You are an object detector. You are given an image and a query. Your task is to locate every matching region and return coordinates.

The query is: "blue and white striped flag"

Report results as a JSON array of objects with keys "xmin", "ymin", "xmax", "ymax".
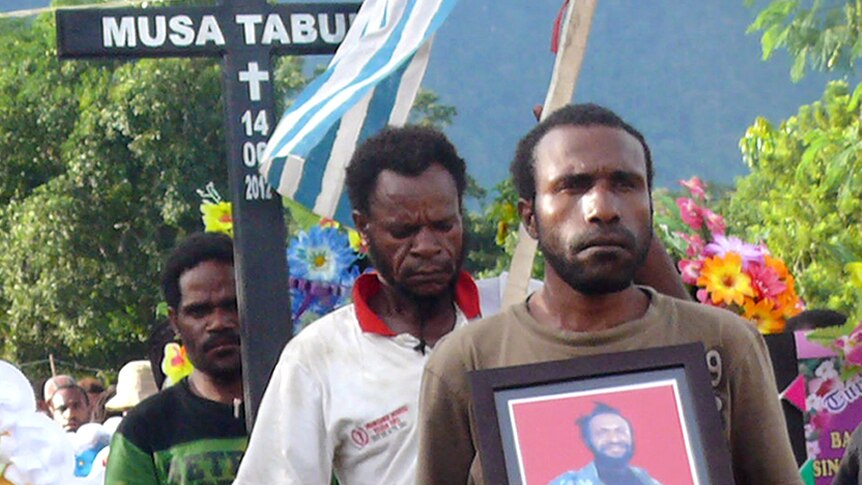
[{"xmin": 260, "ymin": 0, "xmax": 458, "ymax": 224}]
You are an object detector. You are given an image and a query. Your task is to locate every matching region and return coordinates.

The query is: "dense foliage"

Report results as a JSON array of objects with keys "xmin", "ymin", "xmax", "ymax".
[
  {"xmin": 725, "ymin": 80, "xmax": 862, "ymax": 319},
  {"xmin": 0, "ymin": 6, "xmax": 306, "ymax": 378}
]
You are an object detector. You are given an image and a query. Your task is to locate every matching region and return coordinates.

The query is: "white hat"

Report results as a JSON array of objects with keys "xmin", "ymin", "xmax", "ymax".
[{"xmin": 105, "ymin": 361, "xmax": 158, "ymax": 412}]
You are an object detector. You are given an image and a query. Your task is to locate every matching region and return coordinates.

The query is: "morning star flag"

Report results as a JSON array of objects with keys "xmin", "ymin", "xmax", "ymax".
[{"xmin": 260, "ymin": 0, "xmax": 458, "ymax": 224}]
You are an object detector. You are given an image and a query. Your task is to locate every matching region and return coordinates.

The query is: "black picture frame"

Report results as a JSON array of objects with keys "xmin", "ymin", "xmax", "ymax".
[{"xmin": 468, "ymin": 343, "xmax": 734, "ymax": 485}]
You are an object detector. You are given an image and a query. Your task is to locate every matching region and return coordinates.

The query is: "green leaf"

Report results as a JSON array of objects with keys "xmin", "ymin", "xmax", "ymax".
[
  {"xmin": 822, "ymin": 145, "xmax": 853, "ymax": 191},
  {"xmin": 761, "ymin": 24, "xmax": 786, "ymax": 59},
  {"xmin": 807, "ymin": 319, "xmax": 856, "ymax": 346},
  {"xmin": 791, "ymin": 47, "xmax": 808, "ymax": 81},
  {"xmin": 796, "ymin": 134, "xmax": 828, "ymax": 178},
  {"xmin": 848, "ymin": 81, "xmax": 862, "ymax": 111}
]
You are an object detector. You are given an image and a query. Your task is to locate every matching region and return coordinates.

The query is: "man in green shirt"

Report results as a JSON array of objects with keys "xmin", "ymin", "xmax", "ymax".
[{"xmin": 106, "ymin": 232, "xmax": 247, "ymax": 484}]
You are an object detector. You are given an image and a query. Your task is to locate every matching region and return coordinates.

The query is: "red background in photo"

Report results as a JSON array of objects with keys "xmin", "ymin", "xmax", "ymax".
[{"xmin": 509, "ymin": 382, "xmax": 696, "ymax": 485}]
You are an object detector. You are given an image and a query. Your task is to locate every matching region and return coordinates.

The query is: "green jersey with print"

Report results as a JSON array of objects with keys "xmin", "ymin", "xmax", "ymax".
[{"xmin": 105, "ymin": 378, "xmax": 247, "ymax": 485}]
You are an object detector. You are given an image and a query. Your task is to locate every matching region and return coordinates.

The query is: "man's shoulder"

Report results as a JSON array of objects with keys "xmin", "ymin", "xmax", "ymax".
[
  {"xmin": 436, "ymin": 305, "xmax": 519, "ymax": 353},
  {"xmin": 114, "ymin": 383, "xmax": 187, "ymax": 451},
  {"xmin": 547, "ymin": 463, "xmax": 598, "ymax": 484},
  {"xmin": 120, "ymin": 382, "xmax": 185, "ymax": 425}
]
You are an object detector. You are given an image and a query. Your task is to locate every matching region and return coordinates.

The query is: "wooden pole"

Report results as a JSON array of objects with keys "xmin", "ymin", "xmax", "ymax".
[{"xmin": 501, "ymin": 0, "xmax": 598, "ymax": 307}]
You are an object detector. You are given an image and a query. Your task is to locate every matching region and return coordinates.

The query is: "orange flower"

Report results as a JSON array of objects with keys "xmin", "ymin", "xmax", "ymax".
[
  {"xmin": 742, "ymin": 297, "xmax": 786, "ymax": 334},
  {"xmin": 764, "ymin": 254, "xmax": 790, "ymax": 280},
  {"xmin": 776, "ymin": 287, "xmax": 804, "ymax": 318},
  {"xmin": 697, "ymin": 253, "xmax": 755, "ymax": 306}
]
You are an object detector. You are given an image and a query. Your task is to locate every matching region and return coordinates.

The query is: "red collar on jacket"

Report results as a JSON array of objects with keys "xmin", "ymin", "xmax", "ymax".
[{"xmin": 352, "ymin": 271, "xmax": 481, "ymax": 336}]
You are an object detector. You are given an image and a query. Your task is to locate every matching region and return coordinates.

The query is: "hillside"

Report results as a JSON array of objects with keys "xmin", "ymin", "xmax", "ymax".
[{"xmin": 2, "ymin": 1, "xmax": 852, "ymax": 190}]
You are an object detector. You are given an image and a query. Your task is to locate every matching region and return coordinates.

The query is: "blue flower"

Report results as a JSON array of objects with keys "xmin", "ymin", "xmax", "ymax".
[
  {"xmin": 288, "ymin": 225, "xmax": 358, "ymax": 283},
  {"xmin": 287, "ymin": 225, "xmax": 361, "ymax": 332}
]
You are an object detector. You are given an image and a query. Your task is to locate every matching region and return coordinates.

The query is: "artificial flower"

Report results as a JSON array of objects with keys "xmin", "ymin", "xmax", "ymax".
[
  {"xmin": 679, "ymin": 176, "xmax": 707, "ymax": 200},
  {"xmin": 747, "ymin": 263, "xmax": 786, "ymax": 301},
  {"xmin": 288, "ymin": 226, "xmax": 359, "ymax": 283},
  {"xmin": 703, "ymin": 235, "xmax": 764, "ymax": 269},
  {"xmin": 677, "ymin": 232, "xmax": 705, "ymax": 259},
  {"xmin": 200, "ymin": 201, "xmax": 233, "ymax": 237},
  {"xmin": 742, "ymin": 298, "xmax": 785, "ymax": 334},
  {"xmin": 287, "ymin": 224, "xmax": 362, "ymax": 331},
  {"xmin": 814, "ymin": 360, "xmax": 838, "ymax": 380},
  {"xmin": 835, "ymin": 323, "xmax": 862, "ymax": 367},
  {"xmin": 677, "ymin": 259, "xmax": 702, "ymax": 286},
  {"xmin": 764, "ymin": 254, "xmax": 790, "ymax": 280},
  {"xmin": 319, "ymin": 217, "xmax": 339, "ymax": 228},
  {"xmin": 697, "ymin": 253, "xmax": 755, "ymax": 306},
  {"xmin": 161, "ymin": 342, "xmax": 194, "ymax": 388},
  {"xmin": 671, "ymin": 177, "xmax": 804, "ymax": 334},
  {"xmin": 347, "ymin": 229, "xmax": 367, "ymax": 254},
  {"xmin": 808, "ymin": 375, "xmax": 841, "ymax": 398}
]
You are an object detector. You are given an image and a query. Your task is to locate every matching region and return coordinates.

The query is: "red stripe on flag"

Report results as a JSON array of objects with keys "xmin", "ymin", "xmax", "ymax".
[{"xmin": 550, "ymin": 0, "xmax": 569, "ymax": 53}]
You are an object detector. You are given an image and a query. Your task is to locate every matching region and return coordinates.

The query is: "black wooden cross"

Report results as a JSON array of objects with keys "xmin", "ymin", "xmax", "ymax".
[{"xmin": 56, "ymin": 0, "xmax": 359, "ymax": 428}]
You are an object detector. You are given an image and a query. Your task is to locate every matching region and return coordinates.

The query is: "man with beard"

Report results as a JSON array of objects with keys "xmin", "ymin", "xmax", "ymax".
[
  {"xmin": 233, "ymin": 125, "xmax": 480, "ymax": 485},
  {"xmin": 549, "ymin": 403, "xmax": 661, "ymax": 485},
  {"xmin": 416, "ymin": 104, "xmax": 801, "ymax": 485},
  {"xmin": 106, "ymin": 233, "xmax": 247, "ymax": 484}
]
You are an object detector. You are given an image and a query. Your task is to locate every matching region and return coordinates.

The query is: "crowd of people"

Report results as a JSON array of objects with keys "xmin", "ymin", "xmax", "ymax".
[{"xmin": 6, "ymin": 103, "xmax": 852, "ymax": 484}]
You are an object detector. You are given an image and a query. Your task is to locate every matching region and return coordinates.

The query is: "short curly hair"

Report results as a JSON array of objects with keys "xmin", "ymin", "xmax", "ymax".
[
  {"xmin": 510, "ymin": 103, "xmax": 653, "ymax": 201},
  {"xmin": 345, "ymin": 125, "xmax": 467, "ymax": 215},
  {"xmin": 161, "ymin": 232, "xmax": 234, "ymax": 310}
]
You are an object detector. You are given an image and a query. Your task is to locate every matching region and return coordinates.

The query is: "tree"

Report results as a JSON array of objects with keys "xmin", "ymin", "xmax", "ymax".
[
  {"xmin": 725, "ymin": 80, "xmax": 862, "ymax": 319},
  {"xmin": 0, "ymin": 5, "xmax": 308, "ymax": 377},
  {"xmin": 746, "ymin": 0, "xmax": 862, "ymax": 81}
]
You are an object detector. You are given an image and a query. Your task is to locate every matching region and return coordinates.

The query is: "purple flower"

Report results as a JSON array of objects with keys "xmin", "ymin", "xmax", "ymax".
[{"xmin": 703, "ymin": 235, "xmax": 764, "ymax": 269}]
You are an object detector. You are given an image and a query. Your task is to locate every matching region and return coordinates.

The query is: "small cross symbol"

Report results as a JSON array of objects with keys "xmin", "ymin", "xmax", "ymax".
[{"xmin": 239, "ymin": 61, "xmax": 270, "ymax": 102}]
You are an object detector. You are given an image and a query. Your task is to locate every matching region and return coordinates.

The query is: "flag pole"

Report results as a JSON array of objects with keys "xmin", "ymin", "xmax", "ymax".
[{"xmin": 501, "ymin": 0, "xmax": 598, "ymax": 307}]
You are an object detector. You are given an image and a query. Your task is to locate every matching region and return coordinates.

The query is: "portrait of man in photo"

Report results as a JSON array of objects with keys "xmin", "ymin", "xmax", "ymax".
[{"xmin": 549, "ymin": 402, "xmax": 662, "ymax": 485}]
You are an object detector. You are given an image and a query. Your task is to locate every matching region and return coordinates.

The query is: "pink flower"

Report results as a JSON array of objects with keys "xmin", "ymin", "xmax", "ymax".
[
  {"xmin": 835, "ymin": 323, "xmax": 862, "ymax": 366},
  {"xmin": 846, "ymin": 346, "xmax": 862, "ymax": 366},
  {"xmin": 678, "ymin": 259, "xmax": 703, "ymax": 285},
  {"xmin": 679, "ymin": 177, "xmax": 707, "ymax": 200},
  {"xmin": 696, "ymin": 288, "xmax": 723, "ymax": 308},
  {"xmin": 677, "ymin": 232, "xmax": 705, "ymax": 258},
  {"xmin": 676, "ymin": 197, "xmax": 703, "ymax": 230},
  {"xmin": 704, "ymin": 235, "xmax": 764, "ymax": 269},
  {"xmin": 748, "ymin": 263, "xmax": 786, "ymax": 300},
  {"xmin": 702, "ymin": 208, "xmax": 726, "ymax": 236}
]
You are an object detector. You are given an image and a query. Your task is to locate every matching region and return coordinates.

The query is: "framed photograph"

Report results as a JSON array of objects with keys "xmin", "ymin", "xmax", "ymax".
[{"xmin": 468, "ymin": 343, "xmax": 734, "ymax": 485}]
